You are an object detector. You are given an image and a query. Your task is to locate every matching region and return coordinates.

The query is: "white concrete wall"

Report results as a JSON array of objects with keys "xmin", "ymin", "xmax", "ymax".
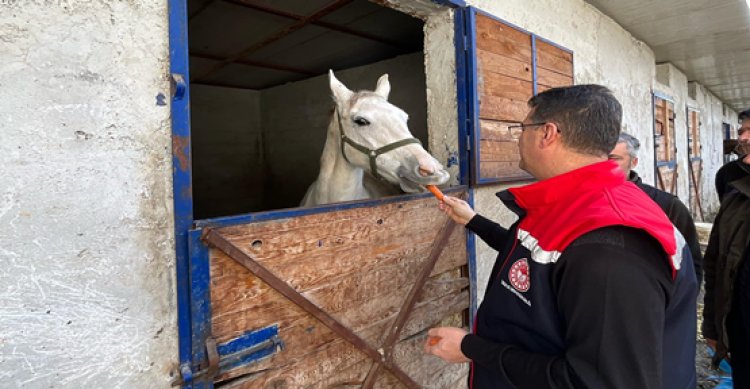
[
  {"xmin": 261, "ymin": 53, "xmax": 428, "ymax": 209},
  {"xmin": 191, "ymin": 86, "xmax": 262, "ymax": 219},
  {"xmin": 0, "ymin": 1, "xmax": 177, "ymax": 388},
  {"xmin": 691, "ymin": 82, "xmax": 739, "ymax": 219}
]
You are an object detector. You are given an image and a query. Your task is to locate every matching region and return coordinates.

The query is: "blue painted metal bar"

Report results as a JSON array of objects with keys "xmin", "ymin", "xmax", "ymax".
[
  {"xmin": 466, "ymin": 189, "xmax": 478, "ymax": 330},
  {"xmin": 168, "ymin": 0, "xmax": 195, "ymax": 386},
  {"xmin": 455, "ymin": 7, "xmax": 470, "ymax": 186},
  {"xmin": 195, "ymin": 187, "xmax": 469, "ymax": 229},
  {"xmin": 651, "ymin": 93, "xmax": 659, "ymax": 187},
  {"xmin": 189, "ymin": 229, "xmax": 212, "ymax": 389},
  {"xmin": 656, "ymin": 160, "xmax": 677, "ymax": 169},
  {"xmin": 690, "ymin": 157, "xmax": 703, "ymax": 162},
  {"xmin": 466, "ymin": 8, "xmax": 481, "ymax": 186},
  {"xmin": 531, "ymin": 35, "xmax": 538, "ymax": 95},
  {"xmin": 217, "ymin": 325, "xmax": 282, "ymax": 371}
]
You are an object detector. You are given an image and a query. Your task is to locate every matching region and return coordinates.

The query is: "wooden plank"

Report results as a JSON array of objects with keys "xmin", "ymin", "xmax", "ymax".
[
  {"xmin": 480, "ymin": 119, "xmax": 523, "ymax": 142},
  {"xmin": 480, "ymin": 161, "xmax": 531, "ymax": 181},
  {"xmin": 217, "ymin": 290, "xmax": 470, "ymax": 386},
  {"xmin": 478, "ymin": 48, "xmax": 532, "ymax": 82},
  {"xmin": 479, "ymin": 94, "xmax": 530, "ymax": 122},
  {"xmin": 536, "ymin": 39, "xmax": 572, "ymax": 62},
  {"xmin": 210, "ymin": 235, "xmax": 467, "ymax": 343},
  {"xmin": 537, "ymin": 67, "xmax": 573, "ymax": 89},
  {"xmin": 536, "ymin": 40, "xmax": 573, "ymax": 76},
  {"xmin": 475, "ymin": 14, "xmax": 532, "ymax": 63},
  {"xmin": 479, "ymin": 140, "xmax": 521, "ymax": 162},
  {"xmin": 480, "ymin": 72, "xmax": 534, "ymax": 101}
]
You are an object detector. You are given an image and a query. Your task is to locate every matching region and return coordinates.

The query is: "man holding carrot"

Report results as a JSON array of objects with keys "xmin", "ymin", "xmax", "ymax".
[{"xmin": 424, "ymin": 85, "xmax": 698, "ymax": 388}]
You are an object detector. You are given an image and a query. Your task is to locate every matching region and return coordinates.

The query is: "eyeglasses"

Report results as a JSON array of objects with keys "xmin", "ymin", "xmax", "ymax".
[{"xmin": 507, "ymin": 122, "xmax": 547, "ymax": 131}]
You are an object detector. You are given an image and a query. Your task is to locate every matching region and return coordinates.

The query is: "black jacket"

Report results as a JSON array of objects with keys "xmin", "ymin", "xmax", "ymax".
[
  {"xmin": 460, "ymin": 162, "xmax": 697, "ymax": 389},
  {"xmin": 629, "ymin": 171, "xmax": 704, "ymax": 285},
  {"xmin": 715, "ymin": 160, "xmax": 750, "ymax": 202},
  {"xmin": 703, "ymin": 175, "xmax": 750, "ymax": 365}
]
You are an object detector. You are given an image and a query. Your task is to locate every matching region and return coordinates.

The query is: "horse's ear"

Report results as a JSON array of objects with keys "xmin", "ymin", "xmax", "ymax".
[
  {"xmin": 329, "ymin": 70, "xmax": 353, "ymax": 105},
  {"xmin": 374, "ymin": 74, "xmax": 390, "ymax": 100}
]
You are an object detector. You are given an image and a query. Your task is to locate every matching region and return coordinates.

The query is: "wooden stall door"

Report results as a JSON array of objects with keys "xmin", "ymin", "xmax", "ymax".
[
  {"xmin": 469, "ymin": 9, "xmax": 573, "ymax": 184},
  {"xmin": 203, "ymin": 195, "xmax": 469, "ymax": 388},
  {"xmin": 687, "ymin": 109, "xmax": 704, "ymax": 221},
  {"xmin": 654, "ymin": 96, "xmax": 677, "ymax": 194}
]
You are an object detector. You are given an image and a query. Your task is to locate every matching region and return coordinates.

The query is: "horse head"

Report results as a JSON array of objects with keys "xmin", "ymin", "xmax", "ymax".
[{"xmin": 328, "ymin": 70, "xmax": 450, "ymax": 193}]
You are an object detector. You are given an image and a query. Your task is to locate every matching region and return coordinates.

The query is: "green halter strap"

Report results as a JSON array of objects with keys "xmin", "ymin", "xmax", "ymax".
[{"xmin": 336, "ymin": 109, "xmax": 421, "ymax": 181}]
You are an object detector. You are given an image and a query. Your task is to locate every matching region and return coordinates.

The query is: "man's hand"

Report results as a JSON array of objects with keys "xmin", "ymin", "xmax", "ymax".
[
  {"xmin": 423, "ymin": 327, "xmax": 471, "ymax": 363},
  {"xmin": 438, "ymin": 196, "xmax": 476, "ymax": 225}
]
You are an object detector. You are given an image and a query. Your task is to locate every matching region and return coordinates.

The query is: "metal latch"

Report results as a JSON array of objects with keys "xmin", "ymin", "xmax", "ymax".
[{"xmin": 171, "ymin": 332, "xmax": 283, "ymax": 387}]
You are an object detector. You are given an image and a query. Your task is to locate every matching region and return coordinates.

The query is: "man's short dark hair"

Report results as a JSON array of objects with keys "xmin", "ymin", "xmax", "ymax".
[
  {"xmin": 739, "ymin": 109, "xmax": 750, "ymax": 122},
  {"xmin": 528, "ymin": 84, "xmax": 622, "ymax": 156}
]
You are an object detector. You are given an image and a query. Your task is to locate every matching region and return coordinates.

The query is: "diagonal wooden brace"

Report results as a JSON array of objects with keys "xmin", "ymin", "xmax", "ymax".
[
  {"xmin": 202, "ymin": 228, "xmax": 421, "ymax": 388},
  {"xmin": 361, "ymin": 212, "xmax": 459, "ymax": 388}
]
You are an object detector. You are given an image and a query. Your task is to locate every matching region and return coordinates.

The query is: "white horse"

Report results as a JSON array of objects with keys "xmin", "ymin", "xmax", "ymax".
[{"xmin": 301, "ymin": 71, "xmax": 450, "ymax": 206}]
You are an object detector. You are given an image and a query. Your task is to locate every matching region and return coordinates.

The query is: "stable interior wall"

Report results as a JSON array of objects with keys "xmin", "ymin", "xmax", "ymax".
[
  {"xmin": 191, "ymin": 85, "xmax": 263, "ymax": 219},
  {"xmin": 261, "ymin": 52, "xmax": 428, "ymax": 210},
  {"xmin": 466, "ymin": 0, "xmax": 658, "ymax": 303}
]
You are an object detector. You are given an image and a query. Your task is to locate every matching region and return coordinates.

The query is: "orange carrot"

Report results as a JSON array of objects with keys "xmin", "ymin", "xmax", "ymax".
[
  {"xmin": 428, "ymin": 336, "xmax": 441, "ymax": 346},
  {"xmin": 425, "ymin": 185, "xmax": 445, "ymax": 201}
]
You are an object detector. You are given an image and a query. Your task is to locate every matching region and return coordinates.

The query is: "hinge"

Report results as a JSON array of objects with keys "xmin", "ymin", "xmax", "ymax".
[
  {"xmin": 463, "ymin": 35, "xmax": 469, "ymax": 51},
  {"xmin": 466, "ymin": 135, "xmax": 471, "ymax": 151}
]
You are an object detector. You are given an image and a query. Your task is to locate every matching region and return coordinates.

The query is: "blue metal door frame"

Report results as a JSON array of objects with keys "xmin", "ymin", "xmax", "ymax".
[{"xmin": 168, "ymin": 1, "xmax": 475, "ymax": 387}]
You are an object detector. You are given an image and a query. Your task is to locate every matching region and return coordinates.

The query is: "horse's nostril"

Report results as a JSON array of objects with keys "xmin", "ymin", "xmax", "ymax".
[{"xmin": 418, "ymin": 167, "xmax": 434, "ymax": 176}]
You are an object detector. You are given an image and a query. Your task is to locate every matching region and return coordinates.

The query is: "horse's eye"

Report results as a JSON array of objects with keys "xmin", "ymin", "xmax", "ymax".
[{"xmin": 353, "ymin": 117, "xmax": 370, "ymax": 126}]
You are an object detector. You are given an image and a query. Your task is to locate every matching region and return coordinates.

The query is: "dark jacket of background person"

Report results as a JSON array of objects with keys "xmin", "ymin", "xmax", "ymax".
[
  {"xmin": 715, "ymin": 160, "xmax": 750, "ymax": 202},
  {"xmin": 629, "ymin": 170, "xmax": 704, "ymax": 285},
  {"xmin": 727, "ymin": 244, "xmax": 750, "ymax": 387},
  {"xmin": 703, "ymin": 175, "xmax": 750, "ymax": 366}
]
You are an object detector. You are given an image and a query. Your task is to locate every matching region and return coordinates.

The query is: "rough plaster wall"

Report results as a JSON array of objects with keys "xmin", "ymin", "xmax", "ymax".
[
  {"xmin": 0, "ymin": 2, "xmax": 176, "ymax": 388},
  {"xmin": 653, "ymin": 63, "xmax": 690, "ymax": 204},
  {"xmin": 260, "ymin": 53, "xmax": 428, "ymax": 209},
  {"xmin": 424, "ymin": 8, "xmax": 461, "ymax": 185},
  {"xmin": 191, "ymin": 85, "xmax": 263, "ymax": 218},
  {"xmin": 465, "ymin": 0, "xmax": 657, "ymax": 303},
  {"xmin": 692, "ymin": 83, "xmax": 739, "ymax": 220}
]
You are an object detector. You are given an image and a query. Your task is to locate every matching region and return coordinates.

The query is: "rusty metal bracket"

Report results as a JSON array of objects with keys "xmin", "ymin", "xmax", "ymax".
[
  {"xmin": 362, "ymin": 207, "xmax": 460, "ymax": 388},
  {"xmin": 203, "ymin": 228, "xmax": 421, "ymax": 388}
]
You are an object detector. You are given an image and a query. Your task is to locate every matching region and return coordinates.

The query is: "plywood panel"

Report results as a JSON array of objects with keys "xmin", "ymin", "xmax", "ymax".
[{"xmin": 209, "ymin": 196, "xmax": 469, "ymax": 387}]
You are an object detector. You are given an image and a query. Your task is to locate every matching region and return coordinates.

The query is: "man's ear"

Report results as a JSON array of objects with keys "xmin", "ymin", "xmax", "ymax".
[
  {"xmin": 631, "ymin": 156, "xmax": 639, "ymax": 169},
  {"xmin": 539, "ymin": 122, "xmax": 561, "ymax": 147}
]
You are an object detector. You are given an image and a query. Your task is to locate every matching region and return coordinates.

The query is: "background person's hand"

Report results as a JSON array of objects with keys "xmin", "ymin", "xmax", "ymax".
[
  {"xmin": 423, "ymin": 327, "xmax": 471, "ymax": 363},
  {"xmin": 438, "ymin": 196, "xmax": 476, "ymax": 225}
]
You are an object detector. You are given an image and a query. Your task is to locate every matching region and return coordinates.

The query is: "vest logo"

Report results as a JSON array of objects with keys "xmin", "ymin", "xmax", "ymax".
[{"xmin": 508, "ymin": 258, "xmax": 530, "ymax": 292}]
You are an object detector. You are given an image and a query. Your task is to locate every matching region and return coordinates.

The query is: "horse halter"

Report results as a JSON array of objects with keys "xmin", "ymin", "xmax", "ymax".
[{"xmin": 336, "ymin": 109, "xmax": 422, "ymax": 181}]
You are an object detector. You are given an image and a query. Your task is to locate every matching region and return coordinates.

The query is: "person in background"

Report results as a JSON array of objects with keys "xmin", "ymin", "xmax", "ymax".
[
  {"xmin": 703, "ymin": 169, "xmax": 750, "ymax": 387},
  {"xmin": 609, "ymin": 132, "xmax": 703, "ymax": 285},
  {"xmin": 715, "ymin": 109, "xmax": 750, "ymax": 202},
  {"xmin": 424, "ymin": 84, "xmax": 697, "ymax": 388}
]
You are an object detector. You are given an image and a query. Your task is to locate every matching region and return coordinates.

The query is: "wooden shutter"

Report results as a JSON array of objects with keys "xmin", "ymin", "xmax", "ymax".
[
  {"xmin": 687, "ymin": 109, "xmax": 704, "ymax": 220},
  {"xmin": 466, "ymin": 8, "xmax": 574, "ymax": 184},
  {"xmin": 653, "ymin": 95, "xmax": 677, "ymax": 194}
]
